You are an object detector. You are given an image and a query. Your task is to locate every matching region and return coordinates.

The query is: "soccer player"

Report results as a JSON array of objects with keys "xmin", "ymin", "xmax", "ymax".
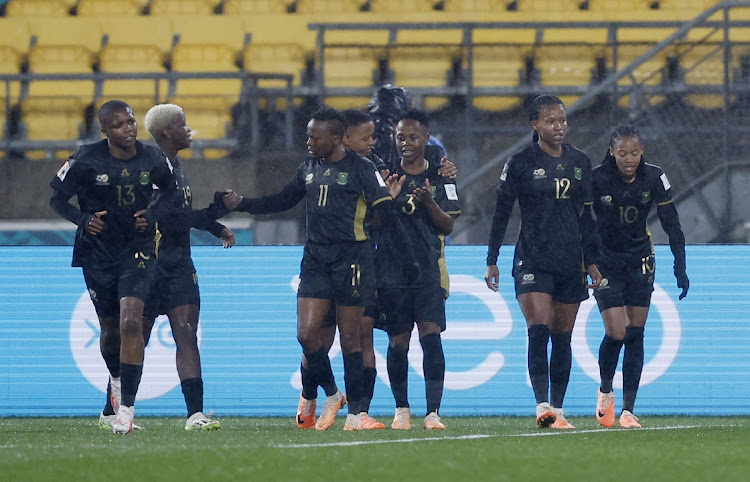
[
  {"xmin": 139, "ymin": 103, "xmax": 235, "ymax": 430},
  {"xmin": 378, "ymin": 110, "xmax": 461, "ymax": 430},
  {"xmin": 484, "ymin": 94, "xmax": 602, "ymax": 429},
  {"xmin": 366, "ymin": 84, "xmax": 449, "ymax": 175},
  {"xmin": 592, "ymin": 125, "xmax": 689, "ymax": 429},
  {"xmin": 222, "ymin": 108, "xmax": 419, "ymax": 431},
  {"xmin": 50, "ymin": 100, "xmax": 177, "ymax": 434}
]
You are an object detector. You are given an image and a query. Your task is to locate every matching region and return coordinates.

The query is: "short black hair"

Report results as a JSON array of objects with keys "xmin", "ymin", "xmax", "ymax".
[
  {"xmin": 527, "ymin": 94, "xmax": 564, "ymax": 121},
  {"xmin": 399, "ymin": 109, "xmax": 429, "ymax": 128},
  {"xmin": 342, "ymin": 109, "xmax": 372, "ymax": 130},
  {"xmin": 311, "ymin": 107, "xmax": 346, "ymax": 137},
  {"xmin": 98, "ymin": 99, "xmax": 132, "ymax": 126}
]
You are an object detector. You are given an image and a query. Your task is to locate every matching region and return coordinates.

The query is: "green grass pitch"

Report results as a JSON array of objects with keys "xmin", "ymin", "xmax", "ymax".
[{"xmin": 1, "ymin": 416, "xmax": 748, "ymax": 481}]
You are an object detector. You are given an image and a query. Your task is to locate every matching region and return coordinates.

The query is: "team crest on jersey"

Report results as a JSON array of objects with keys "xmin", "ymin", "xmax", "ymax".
[
  {"xmin": 641, "ymin": 191, "xmax": 651, "ymax": 204},
  {"xmin": 600, "ymin": 194, "xmax": 612, "ymax": 204},
  {"xmin": 430, "ymin": 185, "xmax": 437, "ymax": 197},
  {"xmin": 140, "ymin": 171, "xmax": 151, "ymax": 185},
  {"xmin": 305, "ymin": 173, "xmax": 314, "ymax": 184},
  {"xmin": 95, "ymin": 173, "xmax": 109, "ymax": 185},
  {"xmin": 337, "ymin": 172, "xmax": 349, "ymax": 185},
  {"xmin": 574, "ymin": 167, "xmax": 582, "ymax": 180},
  {"xmin": 533, "ymin": 168, "xmax": 546, "ymax": 179},
  {"xmin": 121, "ymin": 168, "xmax": 129, "ymax": 177},
  {"xmin": 521, "ymin": 273, "xmax": 535, "ymax": 284}
]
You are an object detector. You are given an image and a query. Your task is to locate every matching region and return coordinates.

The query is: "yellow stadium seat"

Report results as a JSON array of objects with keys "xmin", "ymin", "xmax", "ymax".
[
  {"xmin": 243, "ymin": 43, "xmax": 311, "ymax": 87},
  {"xmin": 369, "ymin": 0, "xmax": 437, "ymax": 12},
  {"xmin": 224, "ymin": 0, "xmax": 289, "ymax": 14},
  {"xmin": 77, "ymin": 0, "xmax": 149, "ymax": 16},
  {"xmin": 0, "ymin": 47, "xmax": 23, "ymax": 101},
  {"xmin": 679, "ymin": 43, "xmax": 727, "ymax": 108},
  {"xmin": 584, "ymin": 0, "xmax": 655, "ymax": 12},
  {"xmin": 516, "ymin": 0, "xmax": 582, "ymax": 12},
  {"xmin": 534, "ymin": 45, "xmax": 605, "ymax": 106},
  {"xmin": 443, "ymin": 0, "xmax": 507, "ymax": 12},
  {"xmin": 387, "ymin": 29, "xmax": 464, "ymax": 110},
  {"xmin": 149, "ymin": 0, "xmax": 218, "ymax": 16},
  {"xmin": 321, "ymin": 29, "xmax": 390, "ymax": 109},
  {"xmin": 27, "ymin": 17, "xmax": 104, "ymax": 52},
  {"xmin": 103, "ymin": 17, "xmax": 176, "ymax": 53},
  {"xmin": 471, "ymin": 45, "xmax": 529, "ymax": 111},
  {"xmin": 0, "ymin": 19, "xmax": 31, "ymax": 56},
  {"xmin": 166, "ymin": 96, "xmax": 234, "ymax": 158},
  {"xmin": 172, "ymin": 16, "xmax": 248, "ymax": 53},
  {"xmin": 658, "ymin": 0, "xmax": 716, "ymax": 13},
  {"xmin": 296, "ymin": 0, "xmax": 362, "ymax": 13},
  {"xmin": 5, "ymin": 0, "xmax": 73, "ymax": 17},
  {"xmin": 21, "ymin": 97, "xmax": 87, "ymax": 158}
]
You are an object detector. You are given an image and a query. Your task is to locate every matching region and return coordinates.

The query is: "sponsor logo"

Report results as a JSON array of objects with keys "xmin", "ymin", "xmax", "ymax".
[
  {"xmin": 121, "ymin": 168, "xmax": 129, "ymax": 177},
  {"xmin": 56, "ymin": 161, "xmax": 71, "ymax": 181},
  {"xmin": 521, "ymin": 273, "xmax": 535, "ymax": 284},
  {"xmin": 533, "ymin": 168, "xmax": 546, "ymax": 179},
  {"xmin": 601, "ymin": 195, "xmax": 612, "ymax": 204},
  {"xmin": 95, "ymin": 173, "xmax": 109, "ymax": 185}
]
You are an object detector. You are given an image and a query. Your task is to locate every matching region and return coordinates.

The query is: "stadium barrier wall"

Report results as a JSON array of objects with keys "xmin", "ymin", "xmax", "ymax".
[{"xmin": 0, "ymin": 245, "xmax": 747, "ymax": 417}]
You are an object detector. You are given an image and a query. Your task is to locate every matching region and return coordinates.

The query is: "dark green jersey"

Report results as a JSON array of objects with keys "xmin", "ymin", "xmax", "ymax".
[
  {"xmin": 592, "ymin": 156, "xmax": 684, "ymax": 266},
  {"xmin": 487, "ymin": 142, "xmax": 595, "ymax": 274},
  {"xmin": 50, "ymin": 139, "xmax": 176, "ymax": 267},
  {"xmin": 238, "ymin": 150, "xmax": 391, "ymax": 243},
  {"xmin": 377, "ymin": 161, "xmax": 461, "ymax": 290}
]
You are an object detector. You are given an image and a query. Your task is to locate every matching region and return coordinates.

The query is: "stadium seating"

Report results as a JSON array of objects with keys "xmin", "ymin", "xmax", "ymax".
[
  {"xmin": 388, "ymin": 28, "xmax": 464, "ymax": 110},
  {"xmin": 149, "ymin": 0, "xmax": 218, "ymax": 16},
  {"xmin": 224, "ymin": 0, "xmax": 289, "ymax": 15},
  {"xmin": 515, "ymin": 0, "xmax": 583, "ymax": 12},
  {"xmin": 442, "ymin": 0, "xmax": 508, "ymax": 12},
  {"xmin": 76, "ymin": 0, "xmax": 149, "ymax": 16},
  {"xmin": 369, "ymin": 0, "xmax": 438, "ymax": 12},
  {"xmin": 5, "ymin": 0, "xmax": 74, "ymax": 17},
  {"xmin": 320, "ymin": 29, "xmax": 390, "ymax": 108},
  {"xmin": 296, "ymin": 0, "xmax": 363, "ymax": 14},
  {"xmin": 470, "ymin": 28, "xmax": 536, "ymax": 111},
  {"xmin": 168, "ymin": 17, "xmax": 249, "ymax": 158}
]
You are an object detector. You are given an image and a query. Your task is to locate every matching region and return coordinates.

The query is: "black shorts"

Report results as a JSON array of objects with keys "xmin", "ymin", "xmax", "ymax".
[
  {"xmin": 594, "ymin": 255, "xmax": 655, "ymax": 311},
  {"xmin": 379, "ymin": 285, "xmax": 446, "ymax": 336},
  {"xmin": 144, "ymin": 270, "xmax": 201, "ymax": 320},
  {"xmin": 513, "ymin": 264, "xmax": 588, "ymax": 304},
  {"xmin": 297, "ymin": 241, "xmax": 375, "ymax": 307},
  {"xmin": 82, "ymin": 249, "xmax": 157, "ymax": 318}
]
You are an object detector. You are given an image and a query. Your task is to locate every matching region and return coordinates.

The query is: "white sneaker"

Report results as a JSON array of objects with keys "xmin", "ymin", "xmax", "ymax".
[
  {"xmin": 391, "ymin": 407, "xmax": 412, "ymax": 430},
  {"xmin": 185, "ymin": 411, "xmax": 221, "ymax": 431},
  {"xmin": 109, "ymin": 376, "xmax": 121, "ymax": 413},
  {"xmin": 113, "ymin": 405, "xmax": 134, "ymax": 434}
]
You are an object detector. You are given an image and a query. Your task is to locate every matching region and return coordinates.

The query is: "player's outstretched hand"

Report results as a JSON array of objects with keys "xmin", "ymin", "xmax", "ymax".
[
  {"xmin": 86, "ymin": 210, "xmax": 107, "ymax": 236},
  {"xmin": 586, "ymin": 264, "xmax": 602, "ymax": 289},
  {"xmin": 133, "ymin": 209, "xmax": 148, "ymax": 232},
  {"xmin": 676, "ymin": 270, "xmax": 689, "ymax": 300},
  {"xmin": 484, "ymin": 265, "xmax": 500, "ymax": 292},
  {"xmin": 437, "ymin": 156, "xmax": 458, "ymax": 179},
  {"xmin": 222, "ymin": 189, "xmax": 243, "ymax": 211},
  {"xmin": 220, "ymin": 227, "xmax": 236, "ymax": 248}
]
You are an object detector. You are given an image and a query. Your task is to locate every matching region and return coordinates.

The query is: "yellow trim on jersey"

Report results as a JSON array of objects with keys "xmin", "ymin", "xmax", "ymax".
[
  {"xmin": 438, "ymin": 234, "xmax": 450, "ymax": 298},
  {"xmin": 646, "ymin": 224, "xmax": 655, "ymax": 255},
  {"xmin": 154, "ymin": 225, "xmax": 162, "ymax": 258},
  {"xmin": 445, "ymin": 210, "xmax": 462, "ymax": 216},
  {"xmin": 370, "ymin": 196, "xmax": 391, "ymax": 207},
  {"xmin": 354, "ymin": 193, "xmax": 368, "ymax": 241},
  {"xmin": 657, "ymin": 199, "xmax": 674, "ymax": 206}
]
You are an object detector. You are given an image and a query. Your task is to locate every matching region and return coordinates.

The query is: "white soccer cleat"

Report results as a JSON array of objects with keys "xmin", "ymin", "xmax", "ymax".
[
  {"xmin": 391, "ymin": 407, "xmax": 412, "ymax": 430},
  {"xmin": 99, "ymin": 411, "xmax": 116, "ymax": 430},
  {"xmin": 112, "ymin": 405, "xmax": 134, "ymax": 435},
  {"xmin": 423, "ymin": 411, "xmax": 446, "ymax": 430},
  {"xmin": 535, "ymin": 402, "xmax": 556, "ymax": 428},
  {"xmin": 185, "ymin": 411, "xmax": 221, "ymax": 431}
]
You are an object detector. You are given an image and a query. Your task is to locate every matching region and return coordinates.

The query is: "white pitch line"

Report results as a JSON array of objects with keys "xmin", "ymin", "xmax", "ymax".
[
  {"xmin": 275, "ymin": 434, "xmax": 495, "ymax": 448},
  {"xmin": 276, "ymin": 424, "xmax": 704, "ymax": 448},
  {"xmin": 507, "ymin": 424, "xmax": 701, "ymax": 437}
]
